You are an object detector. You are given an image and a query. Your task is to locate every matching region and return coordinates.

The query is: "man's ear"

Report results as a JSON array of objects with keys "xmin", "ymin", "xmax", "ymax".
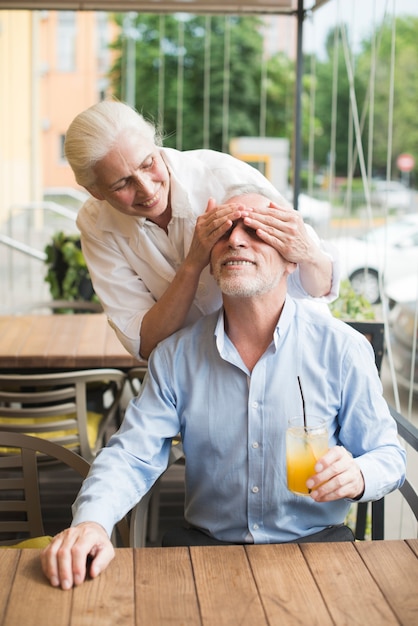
[
  {"xmin": 285, "ymin": 262, "xmax": 298, "ymax": 276},
  {"xmin": 86, "ymin": 185, "xmax": 105, "ymax": 201}
]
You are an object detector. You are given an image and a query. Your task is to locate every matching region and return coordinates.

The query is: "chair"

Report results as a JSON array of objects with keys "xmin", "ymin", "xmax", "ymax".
[
  {"xmin": 355, "ymin": 405, "xmax": 418, "ymax": 540},
  {"xmin": 0, "ymin": 369, "xmax": 126, "ymax": 463},
  {"xmin": 129, "ymin": 442, "xmax": 185, "ymax": 547},
  {"xmin": 0, "ymin": 431, "xmax": 129, "ymax": 546},
  {"xmin": 345, "ymin": 320, "xmax": 386, "ymax": 539},
  {"xmin": 125, "ymin": 366, "xmax": 186, "ymax": 547},
  {"xmin": 345, "ymin": 320, "xmax": 384, "ymax": 374}
]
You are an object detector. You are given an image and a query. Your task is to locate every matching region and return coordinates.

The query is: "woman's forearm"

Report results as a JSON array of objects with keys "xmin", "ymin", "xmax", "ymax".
[{"xmin": 139, "ymin": 260, "xmax": 202, "ymax": 359}]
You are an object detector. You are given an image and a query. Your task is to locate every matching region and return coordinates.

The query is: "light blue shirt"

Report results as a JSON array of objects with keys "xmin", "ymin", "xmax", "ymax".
[{"xmin": 73, "ymin": 298, "xmax": 406, "ymax": 543}]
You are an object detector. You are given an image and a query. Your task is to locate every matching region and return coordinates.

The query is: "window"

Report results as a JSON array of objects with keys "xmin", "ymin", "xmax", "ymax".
[{"xmin": 57, "ymin": 11, "xmax": 76, "ymax": 72}]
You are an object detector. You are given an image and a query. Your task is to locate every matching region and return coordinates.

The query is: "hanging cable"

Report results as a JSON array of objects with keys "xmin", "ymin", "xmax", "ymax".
[
  {"xmin": 259, "ymin": 29, "xmax": 267, "ymax": 139},
  {"xmin": 328, "ymin": 3, "xmax": 340, "ymax": 207},
  {"xmin": 222, "ymin": 16, "xmax": 231, "ymax": 153},
  {"xmin": 203, "ymin": 15, "xmax": 211, "ymax": 149},
  {"xmin": 176, "ymin": 17, "xmax": 185, "ymax": 151},
  {"xmin": 158, "ymin": 15, "xmax": 166, "ymax": 132}
]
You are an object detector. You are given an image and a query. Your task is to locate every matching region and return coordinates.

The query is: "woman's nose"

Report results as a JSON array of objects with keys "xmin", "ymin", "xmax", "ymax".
[{"xmin": 133, "ymin": 172, "xmax": 153, "ymax": 194}]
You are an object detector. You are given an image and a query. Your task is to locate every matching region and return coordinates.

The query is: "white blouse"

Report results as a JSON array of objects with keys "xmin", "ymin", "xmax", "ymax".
[{"xmin": 77, "ymin": 147, "xmax": 339, "ymax": 358}]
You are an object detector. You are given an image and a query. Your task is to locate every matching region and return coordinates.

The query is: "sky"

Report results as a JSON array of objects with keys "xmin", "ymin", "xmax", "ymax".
[{"xmin": 303, "ymin": 0, "xmax": 418, "ymax": 58}]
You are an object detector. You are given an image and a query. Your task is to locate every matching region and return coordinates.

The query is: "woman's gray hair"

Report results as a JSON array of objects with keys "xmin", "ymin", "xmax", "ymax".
[
  {"xmin": 222, "ymin": 183, "xmax": 291, "ymax": 208},
  {"xmin": 64, "ymin": 99, "xmax": 162, "ymax": 189}
]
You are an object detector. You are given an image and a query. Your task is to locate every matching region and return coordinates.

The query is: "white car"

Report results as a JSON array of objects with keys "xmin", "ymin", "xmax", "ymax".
[
  {"xmin": 329, "ymin": 215, "xmax": 418, "ymax": 304},
  {"xmin": 371, "ymin": 180, "xmax": 412, "ymax": 211},
  {"xmin": 385, "ymin": 275, "xmax": 418, "ymax": 392},
  {"xmin": 296, "ymin": 193, "xmax": 332, "ymax": 228}
]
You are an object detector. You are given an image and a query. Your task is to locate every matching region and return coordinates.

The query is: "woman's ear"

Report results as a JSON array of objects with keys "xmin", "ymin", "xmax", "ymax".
[{"xmin": 86, "ymin": 186, "xmax": 105, "ymax": 201}]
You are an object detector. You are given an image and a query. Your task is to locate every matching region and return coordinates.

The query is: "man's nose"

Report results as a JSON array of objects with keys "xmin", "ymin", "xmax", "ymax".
[{"xmin": 228, "ymin": 223, "xmax": 248, "ymax": 247}]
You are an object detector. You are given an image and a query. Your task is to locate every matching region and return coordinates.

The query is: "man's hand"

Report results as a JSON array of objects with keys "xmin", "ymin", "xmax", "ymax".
[
  {"xmin": 40, "ymin": 522, "xmax": 115, "ymax": 590},
  {"xmin": 306, "ymin": 446, "xmax": 365, "ymax": 501}
]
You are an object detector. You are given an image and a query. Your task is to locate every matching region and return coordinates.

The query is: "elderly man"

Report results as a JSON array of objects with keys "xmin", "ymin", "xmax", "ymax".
[{"xmin": 41, "ymin": 186, "xmax": 405, "ymax": 590}]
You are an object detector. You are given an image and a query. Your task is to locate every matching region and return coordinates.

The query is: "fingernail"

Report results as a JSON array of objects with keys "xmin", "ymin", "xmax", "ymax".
[
  {"xmin": 50, "ymin": 576, "xmax": 59, "ymax": 587},
  {"xmin": 62, "ymin": 579, "xmax": 72, "ymax": 590}
]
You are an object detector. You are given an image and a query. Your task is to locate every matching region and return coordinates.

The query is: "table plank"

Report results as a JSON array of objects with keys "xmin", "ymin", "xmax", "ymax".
[
  {"xmin": 1, "ymin": 550, "xmax": 72, "ymax": 626},
  {"xmin": 0, "ymin": 314, "xmax": 142, "ymax": 370},
  {"xmin": 356, "ymin": 539, "xmax": 418, "ymax": 625},
  {"xmin": 190, "ymin": 545, "xmax": 267, "ymax": 626},
  {"xmin": 0, "ymin": 550, "xmax": 20, "ymax": 622},
  {"xmin": 300, "ymin": 542, "xmax": 399, "ymax": 625},
  {"xmin": 43, "ymin": 314, "xmax": 83, "ymax": 368},
  {"xmin": 71, "ymin": 548, "xmax": 135, "ymax": 626},
  {"xmin": 245, "ymin": 543, "xmax": 333, "ymax": 625},
  {"xmin": 75, "ymin": 314, "xmax": 108, "ymax": 367},
  {"xmin": 406, "ymin": 538, "xmax": 418, "ymax": 558},
  {"xmin": 134, "ymin": 547, "xmax": 201, "ymax": 625},
  {"xmin": 0, "ymin": 316, "xmax": 32, "ymax": 366}
]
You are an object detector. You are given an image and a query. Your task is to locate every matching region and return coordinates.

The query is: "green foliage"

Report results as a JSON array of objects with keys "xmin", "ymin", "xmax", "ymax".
[
  {"xmin": 109, "ymin": 13, "xmax": 293, "ymax": 151},
  {"xmin": 106, "ymin": 12, "xmax": 418, "ymax": 184},
  {"xmin": 44, "ymin": 232, "xmax": 97, "ymax": 304},
  {"xmin": 329, "ymin": 280, "xmax": 375, "ymax": 321}
]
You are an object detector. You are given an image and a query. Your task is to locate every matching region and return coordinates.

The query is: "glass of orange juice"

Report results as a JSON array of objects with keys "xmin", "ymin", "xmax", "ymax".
[{"xmin": 286, "ymin": 416, "xmax": 329, "ymax": 496}]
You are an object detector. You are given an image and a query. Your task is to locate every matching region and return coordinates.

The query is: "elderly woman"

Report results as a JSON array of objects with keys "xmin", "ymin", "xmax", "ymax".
[{"xmin": 65, "ymin": 100, "xmax": 339, "ymax": 359}]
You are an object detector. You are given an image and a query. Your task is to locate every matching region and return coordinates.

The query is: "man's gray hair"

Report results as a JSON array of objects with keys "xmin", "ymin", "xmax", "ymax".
[{"xmin": 222, "ymin": 184, "xmax": 291, "ymax": 208}]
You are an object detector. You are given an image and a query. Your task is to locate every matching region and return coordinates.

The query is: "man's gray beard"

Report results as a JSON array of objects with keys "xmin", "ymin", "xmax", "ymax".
[{"xmin": 217, "ymin": 271, "xmax": 283, "ymax": 298}]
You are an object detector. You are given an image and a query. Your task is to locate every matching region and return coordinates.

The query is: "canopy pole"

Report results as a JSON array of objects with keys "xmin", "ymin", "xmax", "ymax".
[{"xmin": 293, "ymin": 0, "xmax": 305, "ymax": 212}]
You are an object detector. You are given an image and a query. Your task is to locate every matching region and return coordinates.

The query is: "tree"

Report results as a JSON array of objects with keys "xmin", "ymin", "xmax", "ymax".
[
  {"xmin": 108, "ymin": 13, "xmax": 296, "ymax": 153},
  {"xmin": 356, "ymin": 16, "xmax": 418, "ymax": 182},
  {"xmin": 305, "ymin": 25, "xmax": 367, "ymax": 178},
  {"xmin": 110, "ymin": 13, "xmax": 268, "ymax": 151}
]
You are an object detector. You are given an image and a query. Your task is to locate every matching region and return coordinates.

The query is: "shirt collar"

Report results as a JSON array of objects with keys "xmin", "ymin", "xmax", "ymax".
[{"xmin": 214, "ymin": 296, "xmax": 296, "ymax": 356}]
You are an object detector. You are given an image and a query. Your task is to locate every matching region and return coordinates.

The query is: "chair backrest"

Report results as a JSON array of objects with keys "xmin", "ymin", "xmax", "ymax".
[
  {"xmin": 356, "ymin": 404, "xmax": 418, "ymax": 540},
  {"xmin": 0, "ymin": 431, "xmax": 130, "ymax": 547},
  {"xmin": 0, "ymin": 432, "xmax": 90, "ymax": 544},
  {"xmin": 389, "ymin": 405, "xmax": 418, "ymax": 523},
  {"xmin": 345, "ymin": 320, "xmax": 384, "ymax": 375},
  {"xmin": 0, "ymin": 369, "xmax": 126, "ymax": 462}
]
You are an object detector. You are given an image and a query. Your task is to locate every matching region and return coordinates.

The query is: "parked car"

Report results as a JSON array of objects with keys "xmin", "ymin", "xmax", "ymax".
[
  {"xmin": 296, "ymin": 193, "xmax": 332, "ymax": 228},
  {"xmin": 286, "ymin": 191, "xmax": 332, "ymax": 228},
  {"xmin": 329, "ymin": 215, "xmax": 418, "ymax": 304},
  {"xmin": 385, "ymin": 275, "xmax": 418, "ymax": 392},
  {"xmin": 371, "ymin": 180, "xmax": 412, "ymax": 211}
]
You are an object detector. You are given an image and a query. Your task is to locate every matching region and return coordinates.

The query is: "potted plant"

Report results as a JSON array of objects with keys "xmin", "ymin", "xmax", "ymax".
[{"xmin": 44, "ymin": 231, "xmax": 99, "ymax": 312}]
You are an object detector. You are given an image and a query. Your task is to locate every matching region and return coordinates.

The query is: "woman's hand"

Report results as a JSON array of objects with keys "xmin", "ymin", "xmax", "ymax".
[
  {"xmin": 243, "ymin": 202, "xmax": 332, "ymax": 297},
  {"xmin": 185, "ymin": 198, "xmax": 251, "ymax": 271}
]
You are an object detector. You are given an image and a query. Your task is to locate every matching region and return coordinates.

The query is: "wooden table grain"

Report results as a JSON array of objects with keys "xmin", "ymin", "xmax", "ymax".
[
  {"xmin": 0, "ymin": 541, "xmax": 417, "ymax": 625},
  {"xmin": 0, "ymin": 314, "xmax": 144, "ymax": 370}
]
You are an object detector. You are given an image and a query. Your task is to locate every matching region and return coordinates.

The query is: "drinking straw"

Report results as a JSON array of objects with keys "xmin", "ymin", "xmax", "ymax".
[{"xmin": 297, "ymin": 375, "xmax": 307, "ymax": 431}]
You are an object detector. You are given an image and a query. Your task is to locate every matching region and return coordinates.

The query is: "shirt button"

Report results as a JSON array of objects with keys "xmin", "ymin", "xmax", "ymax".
[
  {"xmin": 253, "ymin": 523, "xmax": 259, "ymax": 530},
  {"xmin": 251, "ymin": 486, "xmax": 259, "ymax": 494},
  {"xmin": 251, "ymin": 402, "xmax": 258, "ymax": 409},
  {"xmin": 252, "ymin": 442, "xmax": 259, "ymax": 449}
]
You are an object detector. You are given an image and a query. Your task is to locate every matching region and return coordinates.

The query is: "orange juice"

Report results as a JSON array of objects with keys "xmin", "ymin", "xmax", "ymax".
[{"xmin": 286, "ymin": 418, "xmax": 328, "ymax": 495}]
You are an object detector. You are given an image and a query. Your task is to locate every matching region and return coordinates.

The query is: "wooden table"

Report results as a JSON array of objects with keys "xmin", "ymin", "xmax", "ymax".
[
  {"xmin": 0, "ymin": 540, "xmax": 417, "ymax": 625},
  {"xmin": 0, "ymin": 313, "xmax": 144, "ymax": 371}
]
